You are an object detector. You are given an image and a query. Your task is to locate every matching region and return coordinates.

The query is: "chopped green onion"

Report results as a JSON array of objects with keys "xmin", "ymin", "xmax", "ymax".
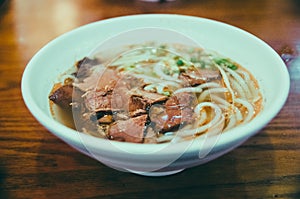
[
  {"xmin": 214, "ymin": 58, "xmax": 238, "ymax": 70},
  {"xmin": 176, "ymin": 59, "xmax": 184, "ymax": 66},
  {"xmin": 227, "ymin": 64, "xmax": 238, "ymax": 70}
]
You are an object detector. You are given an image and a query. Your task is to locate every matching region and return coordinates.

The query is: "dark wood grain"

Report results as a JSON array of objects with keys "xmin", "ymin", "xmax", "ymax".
[{"xmin": 0, "ymin": 0, "xmax": 300, "ymax": 198}]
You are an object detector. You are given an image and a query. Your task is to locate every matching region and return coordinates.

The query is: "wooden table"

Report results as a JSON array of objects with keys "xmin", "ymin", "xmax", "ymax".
[{"xmin": 1, "ymin": 0, "xmax": 299, "ymax": 198}]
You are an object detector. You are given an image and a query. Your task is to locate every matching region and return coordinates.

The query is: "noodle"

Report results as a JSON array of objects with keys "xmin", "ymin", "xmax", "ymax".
[
  {"xmin": 234, "ymin": 98, "xmax": 255, "ymax": 123},
  {"xmin": 198, "ymin": 87, "xmax": 229, "ymax": 102},
  {"xmin": 177, "ymin": 102, "xmax": 223, "ymax": 137},
  {"xmin": 153, "ymin": 62, "xmax": 181, "ymax": 83},
  {"xmin": 213, "ymin": 63, "xmax": 236, "ymax": 103},
  {"xmin": 223, "ymin": 66, "xmax": 252, "ymax": 100}
]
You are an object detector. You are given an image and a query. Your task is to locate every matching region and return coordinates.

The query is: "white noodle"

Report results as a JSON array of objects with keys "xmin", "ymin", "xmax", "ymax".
[
  {"xmin": 237, "ymin": 70, "xmax": 250, "ymax": 82},
  {"xmin": 224, "ymin": 66, "xmax": 252, "ymax": 100},
  {"xmin": 198, "ymin": 88, "xmax": 228, "ymax": 102},
  {"xmin": 210, "ymin": 95, "xmax": 243, "ymax": 130},
  {"xmin": 172, "ymin": 115, "xmax": 225, "ymax": 144},
  {"xmin": 230, "ymin": 76, "xmax": 247, "ymax": 99},
  {"xmin": 133, "ymin": 74, "xmax": 161, "ymax": 83},
  {"xmin": 199, "ymin": 82, "xmax": 223, "ymax": 89},
  {"xmin": 234, "ymin": 106, "xmax": 243, "ymax": 122},
  {"xmin": 205, "ymin": 114, "xmax": 225, "ymax": 137},
  {"xmin": 235, "ymin": 98, "xmax": 255, "ymax": 123},
  {"xmin": 154, "ymin": 62, "xmax": 181, "ymax": 82},
  {"xmin": 224, "ymin": 113, "xmax": 237, "ymax": 131},
  {"xmin": 157, "ymin": 134, "xmax": 175, "ymax": 143},
  {"xmin": 237, "ymin": 69, "xmax": 258, "ymax": 100},
  {"xmin": 174, "ymin": 82, "xmax": 222, "ymax": 94},
  {"xmin": 210, "ymin": 95, "xmax": 231, "ymax": 108},
  {"xmin": 174, "ymin": 87, "xmax": 203, "ymax": 94},
  {"xmin": 196, "ymin": 109, "xmax": 207, "ymax": 126},
  {"xmin": 112, "ymin": 51, "xmax": 153, "ymax": 66},
  {"xmin": 238, "ymin": 70, "xmax": 260, "ymax": 102},
  {"xmin": 214, "ymin": 63, "xmax": 236, "ymax": 104},
  {"xmin": 176, "ymin": 102, "xmax": 223, "ymax": 137}
]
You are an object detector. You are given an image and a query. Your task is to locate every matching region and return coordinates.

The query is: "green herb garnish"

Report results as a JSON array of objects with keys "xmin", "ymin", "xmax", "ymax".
[
  {"xmin": 214, "ymin": 58, "xmax": 238, "ymax": 70},
  {"xmin": 176, "ymin": 59, "xmax": 184, "ymax": 66}
]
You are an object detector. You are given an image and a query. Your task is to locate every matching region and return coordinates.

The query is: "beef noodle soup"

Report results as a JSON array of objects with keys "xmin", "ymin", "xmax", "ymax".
[{"xmin": 49, "ymin": 43, "xmax": 262, "ymax": 144}]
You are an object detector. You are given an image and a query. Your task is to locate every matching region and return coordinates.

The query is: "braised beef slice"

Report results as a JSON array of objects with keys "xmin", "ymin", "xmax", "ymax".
[
  {"xmin": 96, "ymin": 69, "xmax": 119, "ymax": 91},
  {"xmin": 75, "ymin": 57, "xmax": 100, "ymax": 79},
  {"xmin": 129, "ymin": 88, "xmax": 168, "ymax": 105},
  {"xmin": 108, "ymin": 114, "xmax": 148, "ymax": 143},
  {"xmin": 49, "ymin": 85, "xmax": 73, "ymax": 109},
  {"xmin": 149, "ymin": 105, "xmax": 194, "ymax": 133},
  {"xmin": 85, "ymin": 86, "xmax": 167, "ymax": 115},
  {"xmin": 165, "ymin": 92, "xmax": 197, "ymax": 108},
  {"xmin": 76, "ymin": 57, "xmax": 99, "ymax": 69},
  {"xmin": 149, "ymin": 92, "xmax": 197, "ymax": 132},
  {"xmin": 179, "ymin": 68, "xmax": 221, "ymax": 86},
  {"xmin": 84, "ymin": 90, "xmax": 114, "ymax": 111},
  {"xmin": 129, "ymin": 96, "xmax": 147, "ymax": 112},
  {"xmin": 75, "ymin": 67, "xmax": 120, "ymax": 92},
  {"xmin": 120, "ymin": 75, "xmax": 145, "ymax": 90}
]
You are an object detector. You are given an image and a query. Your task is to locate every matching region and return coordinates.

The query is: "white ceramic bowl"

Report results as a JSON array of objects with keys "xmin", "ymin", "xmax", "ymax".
[{"xmin": 21, "ymin": 14, "xmax": 290, "ymax": 176}]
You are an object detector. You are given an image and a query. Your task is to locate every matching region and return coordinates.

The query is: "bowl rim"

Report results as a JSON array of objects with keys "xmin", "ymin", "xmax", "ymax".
[{"xmin": 21, "ymin": 13, "xmax": 290, "ymax": 156}]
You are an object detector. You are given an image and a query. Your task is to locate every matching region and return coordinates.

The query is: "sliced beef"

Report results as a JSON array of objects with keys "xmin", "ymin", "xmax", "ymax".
[
  {"xmin": 85, "ymin": 86, "xmax": 167, "ymax": 115},
  {"xmin": 84, "ymin": 89, "xmax": 115, "ymax": 112},
  {"xmin": 96, "ymin": 69, "xmax": 120, "ymax": 91},
  {"xmin": 165, "ymin": 91, "xmax": 197, "ymax": 108},
  {"xmin": 180, "ymin": 68, "xmax": 221, "ymax": 86},
  {"xmin": 127, "ymin": 89, "xmax": 168, "ymax": 113},
  {"xmin": 84, "ymin": 83, "xmax": 135, "ymax": 113},
  {"xmin": 129, "ymin": 88, "xmax": 168, "ymax": 105},
  {"xmin": 120, "ymin": 74, "xmax": 145, "ymax": 90},
  {"xmin": 149, "ymin": 104, "xmax": 169, "ymax": 131},
  {"xmin": 149, "ymin": 105, "xmax": 194, "ymax": 133},
  {"xmin": 129, "ymin": 108, "xmax": 147, "ymax": 117},
  {"xmin": 49, "ymin": 85, "xmax": 73, "ymax": 109},
  {"xmin": 129, "ymin": 95, "xmax": 147, "ymax": 112},
  {"xmin": 76, "ymin": 68, "xmax": 144, "ymax": 92},
  {"xmin": 74, "ymin": 68, "xmax": 119, "ymax": 92},
  {"xmin": 149, "ymin": 92, "xmax": 197, "ymax": 132},
  {"xmin": 76, "ymin": 57, "xmax": 99, "ymax": 70},
  {"xmin": 108, "ymin": 114, "xmax": 148, "ymax": 143},
  {"xmin": 75, "ymin": 57, "xmax": 100, "ymax": 79}
]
